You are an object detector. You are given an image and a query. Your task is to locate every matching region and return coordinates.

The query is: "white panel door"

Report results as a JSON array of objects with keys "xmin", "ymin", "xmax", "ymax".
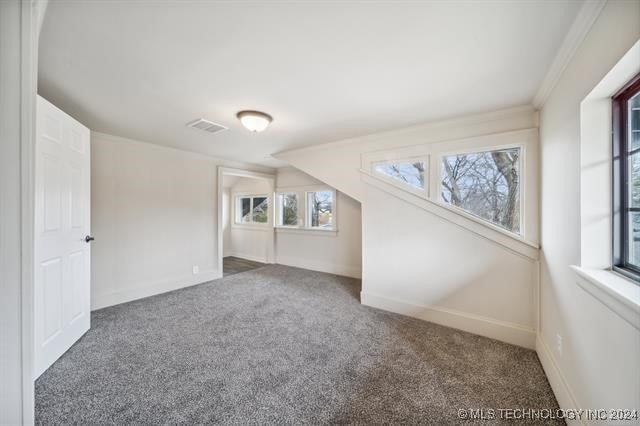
[{"xmin": 34, "ymin": 96, "xmax": 91, "ymax": 378}]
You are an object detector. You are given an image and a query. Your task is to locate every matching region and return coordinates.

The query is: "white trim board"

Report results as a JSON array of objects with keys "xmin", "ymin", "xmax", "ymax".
[
  {"xmin": 361, "ymin": 292, "xmax": 536, "ymax": 349},
  {"xmin": 218, "ymin": 166, "xmax": 275, "ymax": 181},
  {"xmin": 275, "ymin": 227, "xmax": 338, "ymax": 237},
  {"xmin": 536, "ymin": 334, "xmax": 584, "ymax": 425},
  {"xmin": 229, "ymin": 253, "xmax": 272, "ymax": 264},
  {"xmin": 91, "ymin": 269, "xmax": 221, "ymax": 310},
  {"xmin": 571, "ymin": 266, "xmax": 640, "ymax": 331},
  {"xmin": 1, "ymin": 1, "xmax": 41, "ymax": 424},
  {"xmin": 533, "ymin": 0, "xmax": 607, "ymax": 107},
  {"xmin": 276, "ymin": 257, "xmax": 361, "ymax": 279},
  {"xmin": 21, "ymin": 0, "xmax": 38, "ymax": 420}
]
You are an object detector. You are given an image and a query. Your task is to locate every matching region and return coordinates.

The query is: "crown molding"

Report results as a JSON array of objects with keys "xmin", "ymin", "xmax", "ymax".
[{"xmin": 533, "ymin": 0, "xmax": 607, "ymax": 108}]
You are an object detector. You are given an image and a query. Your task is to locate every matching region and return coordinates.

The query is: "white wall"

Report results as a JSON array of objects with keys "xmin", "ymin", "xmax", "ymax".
[
  {"xmin": 222, "ymin": 188, "xmax": 232, "ymax": 257},
  {"xmin": 538, "ymin": 0, "xmax": 640, "ymax": 419},
  {"xmin": 91, "ymin": 132, "xmax": 272, "ymax": 309},
  {"xmin": 275, "ymin": 167, "xmax": 362, "ymax": 278},
  {"xmin": 227, "ymin": 177, "xmax": 273, "ymax": 263},
  {"xmin": 275, "ymin": 107, "xmax": 538, "ymax": 348}
]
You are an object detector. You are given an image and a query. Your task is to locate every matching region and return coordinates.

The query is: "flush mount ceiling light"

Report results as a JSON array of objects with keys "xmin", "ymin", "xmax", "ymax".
[{"xmin": 237, "ymin": 110, "xmax": 273, "ymax": 133}]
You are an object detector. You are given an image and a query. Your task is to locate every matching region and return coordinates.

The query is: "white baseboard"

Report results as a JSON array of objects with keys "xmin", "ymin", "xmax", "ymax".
[
  {"xmin": 361, "ymin": 291, "xmax": 536, "ymax": 349},
  {"xmin": 536, "ymin": 333, "xmax": 584, "ymax": 424},
  {"xmin": 230, "ymin": 252, "xmax": 271, "ymax": 264},
  {"xmin": 91, "ymin": 269, "xmax": 221, "ymax": 310},
  {"xmin": 276, "ymin": 255, "xmax": 362, "ymax": 279}
]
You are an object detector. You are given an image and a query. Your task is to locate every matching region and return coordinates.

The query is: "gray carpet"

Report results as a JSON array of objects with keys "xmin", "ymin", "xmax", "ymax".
[
  {"xmin": 223, "ymin": 256, "xmax": 267, "ymax": 277},
  {"xmin": 35, "ymin": 265, "xmax": 560, "ymax": 425}
]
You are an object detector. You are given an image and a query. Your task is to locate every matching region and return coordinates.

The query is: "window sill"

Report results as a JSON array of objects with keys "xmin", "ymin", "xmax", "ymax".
[
  {"xmin": 231, "ymin": 224, "xmax": 271, "ymax": 232},
  {"xmin": 571, "ymin": 265, "xmax": 640, "ymax": 331},
  {"xmin": 275, "ymin": 227, "xmax": 338, "ymax": 237}
]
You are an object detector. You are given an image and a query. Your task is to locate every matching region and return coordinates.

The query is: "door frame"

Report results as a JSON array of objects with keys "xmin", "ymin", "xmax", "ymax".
[
  {"xmin": 1, "ymin": 0, "xmax": 46, "ymax": 424},
  {"xmin": 216, "ymin": 167, "xmax": 276, "ymax": 274}
]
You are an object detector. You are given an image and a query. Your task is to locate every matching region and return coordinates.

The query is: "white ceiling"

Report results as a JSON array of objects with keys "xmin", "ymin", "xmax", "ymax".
[{"xmin": 39, "ymin": 0, "xmax": 582, "ymax": 168}]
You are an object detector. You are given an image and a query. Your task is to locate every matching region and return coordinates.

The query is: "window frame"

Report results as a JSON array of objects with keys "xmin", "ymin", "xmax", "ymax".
[
  {"xmin": 437, "ymin": 142, "xmax": 526, "ymax": 237},
  {"xmin": 612, "ymin": 73, "xmax": 640, "ymax": 283},
  {"xmin": 274, "ymin": 186, "xmax": 337, "ymax": 233},
  {"xmin": 275, "ymin": 192, "xmax": 301, "ymax": 228},
  {"xmin": 305, "ymin": 189, "xmax": 337, "ymax": 231},
  {"xmin": 233, "ymin": 193, "xmax": 270, "ymax": 226},
  {"xmin": 359, "ymin": 127, "xmax": 538, "ymax": 254},
  {"xmin": 371, "ymin": 155, "xmax": 429, "ymax": 198}
]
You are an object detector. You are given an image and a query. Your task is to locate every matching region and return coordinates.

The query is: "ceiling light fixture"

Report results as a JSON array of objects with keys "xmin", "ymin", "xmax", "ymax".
[{"xmin": 237, "ymin": 110, "xmax": 273, "ymax": 133}]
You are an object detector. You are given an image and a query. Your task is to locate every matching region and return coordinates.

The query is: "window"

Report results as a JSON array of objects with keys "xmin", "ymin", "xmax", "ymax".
[
  {"xmin": 252, "ymin": 197, "xmax": 268, "ymax": 223},
  {"xmin": 307, "ymin": 190, "xmax": 334, "ymax": 229},
  {"xmin": 235, "ymin": 195, "xmax": 269, "ymax": 225},
  {"xmin": 441, "ymin": 147, "xmax": 521, "ymax": 234},
  {"xmin": 237, "ymin": 197, "xmax": 251, "ymax": 223},
  {"xmin": 373, "ymin": 158, "xmax": 427, "ymax": 191},
  {"xmin": 276, "ymin": 193, "xmax": 299, "ymax": 226},
  {"xmin": 275, "ymin": 188, "xmax": 336, "ymax": 231},
  {"xmin": 613, "ymin": 74, "xmax": 640, "ymax": 282}
]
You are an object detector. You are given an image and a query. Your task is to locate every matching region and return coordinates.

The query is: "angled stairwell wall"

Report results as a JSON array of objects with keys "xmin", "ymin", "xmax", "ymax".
[{"xmin": 274, "ymin": 106, "xmax": 540, "ymax": 348}]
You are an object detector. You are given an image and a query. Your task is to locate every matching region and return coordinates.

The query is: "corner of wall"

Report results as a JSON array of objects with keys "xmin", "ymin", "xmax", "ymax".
[
  {"xmin": 362, "ymin": 291, "xmax": 536, "ymax": 349},
  {"xmin": 91, "ymin": 269, "xmax": 221, "ymax": 311},
  {"xmin": 535, "ymin": 334, "xmax": 582, "ymax": 415}
]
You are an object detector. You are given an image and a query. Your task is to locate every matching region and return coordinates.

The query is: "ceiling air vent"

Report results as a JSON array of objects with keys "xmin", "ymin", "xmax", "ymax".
[{"xmin": 186, "ymin": 118, "xmax": 228, "ymax": 134}]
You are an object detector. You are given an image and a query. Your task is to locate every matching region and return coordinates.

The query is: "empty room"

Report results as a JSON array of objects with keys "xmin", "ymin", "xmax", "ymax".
[{"xmin": 2, "ymin": 0, "xmax": 639, "ymax": 424}]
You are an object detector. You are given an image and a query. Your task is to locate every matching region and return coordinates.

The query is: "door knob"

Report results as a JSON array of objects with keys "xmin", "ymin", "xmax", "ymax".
[{"xmin": 84, "ymin": 235, "xmax": 95, "ymax": 243}]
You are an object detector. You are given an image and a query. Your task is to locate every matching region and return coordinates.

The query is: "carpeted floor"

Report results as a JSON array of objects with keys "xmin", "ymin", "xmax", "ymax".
[
  {"xmin": 223, "ymin": 256, "xmax": 267, "ymax": 277},
  {"xmin": 35, "ymin": 265, "xmax": 560, "ymax": 425}
]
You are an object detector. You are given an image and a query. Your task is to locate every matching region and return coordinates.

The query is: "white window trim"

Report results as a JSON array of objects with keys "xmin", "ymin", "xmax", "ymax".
[
  {"xmin": 274, "ymin": 185, "xmax": 338, "ymax": 233},
  {"xmin": 571, "ymin": 266, "xmax": 640, "ymax": 331},
  {"xmin": 359, "ymin": 127, "xmax": 539, "ymax": 252},
  {"xmin": 233, "ymin": 192, "xmax": 271, "ymax": 228},
  {"xmin": 437, "ymin": 142, "xmax": 526, "ymax": 237},
  {"xmin": 572, "ymin": 40, "xmax": 640, "ymax": 326},
  {"xmin": 371, "ymin": 155, "xmax": 429, "ymax": 198},
  {"xmin": 275, "ymin": 227, "xmax": 338, "ymax": 237}
]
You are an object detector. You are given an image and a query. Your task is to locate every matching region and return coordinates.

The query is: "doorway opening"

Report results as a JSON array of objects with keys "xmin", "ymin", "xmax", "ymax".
[{"xmin": 217, "ymin": 167, "xmax": 275, "ymax": 277}]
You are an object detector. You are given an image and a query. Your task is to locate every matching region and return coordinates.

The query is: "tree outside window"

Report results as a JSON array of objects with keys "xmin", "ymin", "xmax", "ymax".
[
  {"xmin": 374, "ymin": 160, "xmax": 426, "ymax": 190},
  {"xmin": 307, "ymin": 191, "xmax": 334, "ymax": 228},
  {"xmin": 278, "ymin": 193, "xmax": 298, "ymax": 226},
  {"xmin": 441, "ymin": 148, "xmax": 520, "ymax": 233}
]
